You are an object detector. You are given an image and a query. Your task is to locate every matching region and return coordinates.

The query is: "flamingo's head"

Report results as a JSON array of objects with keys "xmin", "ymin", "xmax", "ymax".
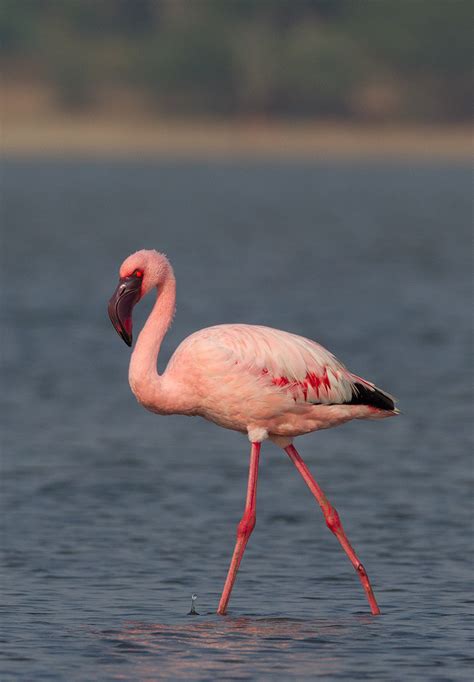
[{"xmin": 108, "ymin": 249, "xmax": 169, "ymax": 346}]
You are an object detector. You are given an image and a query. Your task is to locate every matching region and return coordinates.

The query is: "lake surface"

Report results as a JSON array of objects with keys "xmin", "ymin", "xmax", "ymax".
[{"xmin": 1, "ymin": 159, "xmax": 472, "ymax": 680}]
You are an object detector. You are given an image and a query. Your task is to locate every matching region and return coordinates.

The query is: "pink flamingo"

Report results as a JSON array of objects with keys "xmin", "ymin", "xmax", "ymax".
[{"xmin": 108, "ymin": 249, "xmax": 398, "ymax": 616}]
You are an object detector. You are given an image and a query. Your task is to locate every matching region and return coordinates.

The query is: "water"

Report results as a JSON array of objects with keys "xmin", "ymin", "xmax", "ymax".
[{"xmin": 1, "ymin": 159, "xmax": 472, "ymax": 680}]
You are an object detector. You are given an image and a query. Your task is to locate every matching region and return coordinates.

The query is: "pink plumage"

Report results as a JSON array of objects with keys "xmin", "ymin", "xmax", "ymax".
[{"xmin": 108, "ymin": 249, "xmax": 398, "ymax": 616}]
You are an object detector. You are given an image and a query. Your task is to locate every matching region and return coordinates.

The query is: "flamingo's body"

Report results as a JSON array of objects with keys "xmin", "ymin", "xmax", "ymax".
[
  {"xmin": 108, "ymin": 249, "xmax": 398, "ymax": 616},
  {"xmin": 152, "ymin": 323, "xmax": 394, "ymax": 443}
]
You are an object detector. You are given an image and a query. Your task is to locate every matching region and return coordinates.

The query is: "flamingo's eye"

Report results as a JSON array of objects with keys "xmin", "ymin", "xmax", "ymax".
[{"xmin": 133, "ymin": 270, "xmax": 143, "ymax": 278}]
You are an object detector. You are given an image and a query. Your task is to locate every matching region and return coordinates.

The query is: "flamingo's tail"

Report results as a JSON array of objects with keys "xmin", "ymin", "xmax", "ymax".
[{"xmin": 348, "ymin": 375, "xmax": 397, "ymax": 412}]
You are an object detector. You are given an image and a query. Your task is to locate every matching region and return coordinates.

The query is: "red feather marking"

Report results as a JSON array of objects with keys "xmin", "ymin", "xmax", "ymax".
[
  {"xmin": 263, "ymin": 367, "xmax": 333, "ymax": 404},
  {"xmin": 306, "ymin": 368, "xmax": 331, "ymax": 396},
  {"xmin": 306, "ymin": 372, "xmax": 320, "ymax": 395},
  {"xmin": 271, "ymin": 375, "xmax": 300, "ymax": 402},
  {"xmin": 272, "ymin": 376, "xmax": 290, "ymax": 387},
  {"xmin": 301, "ymin": 382, "xmax": 308, "ymax": 401},
  {"xmin": 322, "ymin": 368, "xmax": 331, "ymax": 391}
]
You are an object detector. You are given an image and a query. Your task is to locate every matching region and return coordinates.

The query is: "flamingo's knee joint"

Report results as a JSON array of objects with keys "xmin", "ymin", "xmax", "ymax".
[
  {"xmin": 237, "ymin": 512, "xmax": 256, "ymax": 539},
  {"xmin": 325, "ymin": 507, "xmax": 342, "ymax": 533}
]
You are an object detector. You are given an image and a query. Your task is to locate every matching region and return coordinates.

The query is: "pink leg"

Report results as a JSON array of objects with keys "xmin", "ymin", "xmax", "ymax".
[
  {"xmin": 217, "ymin": 442, "xmax": 261, "ymax": 615},
  {"xmin": 285, "ymin": 444, "xmax": 381, "ymax": 615}
]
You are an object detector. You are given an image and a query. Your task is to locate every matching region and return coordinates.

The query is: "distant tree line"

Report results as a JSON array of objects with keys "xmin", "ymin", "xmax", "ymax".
[{"xmin": 1, "ymin": 0, "xmax": 471, "ymax": 121}]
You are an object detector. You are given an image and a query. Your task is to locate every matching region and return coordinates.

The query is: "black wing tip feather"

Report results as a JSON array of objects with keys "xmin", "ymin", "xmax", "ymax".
[{"xmin": 348, "ymin": 382, "xmax": 395, "ymax": 411}]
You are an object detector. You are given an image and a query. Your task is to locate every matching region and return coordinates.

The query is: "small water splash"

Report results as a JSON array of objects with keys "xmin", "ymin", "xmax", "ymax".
[{"xmin": 188, "ymin": 593, "xmax": 199, "ymax": 616}]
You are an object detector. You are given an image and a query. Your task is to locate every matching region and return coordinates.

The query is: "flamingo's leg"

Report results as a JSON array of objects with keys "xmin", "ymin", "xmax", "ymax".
[
  {"xmin": 284, "ymin": 444, "xmax": 381, "ymax": 616},
  {"xmin": 217, "ymin": 442, "xmax": 261, "ymax": 615}
]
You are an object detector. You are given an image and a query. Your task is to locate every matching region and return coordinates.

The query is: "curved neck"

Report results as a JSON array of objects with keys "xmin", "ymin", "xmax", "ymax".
[{"xmin": 128, "ymin": 269, "xmax": 176, "ymax": 397}]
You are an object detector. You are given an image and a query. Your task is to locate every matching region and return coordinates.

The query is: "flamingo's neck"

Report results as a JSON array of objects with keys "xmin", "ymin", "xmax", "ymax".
[{"xmin": 128, "ymin": 267, "xmax": 176, "ymax": 409}]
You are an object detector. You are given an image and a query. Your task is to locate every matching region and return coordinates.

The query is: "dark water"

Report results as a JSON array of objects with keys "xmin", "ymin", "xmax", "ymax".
[{"xmin": 1, "ymin": 159, "xmax": 472, "ymax": 680}]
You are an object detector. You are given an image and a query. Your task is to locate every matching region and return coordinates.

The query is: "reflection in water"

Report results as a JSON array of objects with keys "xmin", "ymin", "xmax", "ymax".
[{"xmin": 97, "ymin": 616, "xmax": 362, "ymax": 679}]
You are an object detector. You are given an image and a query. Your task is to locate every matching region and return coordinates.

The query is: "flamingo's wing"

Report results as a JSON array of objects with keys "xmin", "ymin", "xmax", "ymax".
[
  {"xmin": 187, "ymin": 324, "xmax": 360, "ymax": 405},
  {"xmin": 172, "ymin": 324, "xmax": 395, "ymax": 411}
]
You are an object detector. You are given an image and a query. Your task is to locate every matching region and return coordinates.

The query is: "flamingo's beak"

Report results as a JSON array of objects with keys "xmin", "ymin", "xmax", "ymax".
[{"xmin": 108, "ymin": 274, "xmax": 142, "ymax": 346}]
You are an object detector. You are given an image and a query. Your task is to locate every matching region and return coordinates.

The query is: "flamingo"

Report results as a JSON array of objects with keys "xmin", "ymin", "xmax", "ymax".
[{"xmin": 108, "ymin": 249, "xmax": 398, "ymax": 616}]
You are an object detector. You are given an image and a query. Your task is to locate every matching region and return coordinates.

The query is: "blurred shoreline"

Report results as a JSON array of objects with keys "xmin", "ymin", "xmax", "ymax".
[
  {"xmin": 2, "ymin": 2, "xmax": 471, "ymax": 162},
  {"xmin": 2, "ymin": 117, "xmax": 472, "ymax": 160}
]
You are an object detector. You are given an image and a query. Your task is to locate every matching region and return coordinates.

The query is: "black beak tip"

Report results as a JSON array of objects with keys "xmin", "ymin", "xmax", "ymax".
[{"xmin": 117, "ymin": 324, "xmax": 132, "ymax": 346}]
